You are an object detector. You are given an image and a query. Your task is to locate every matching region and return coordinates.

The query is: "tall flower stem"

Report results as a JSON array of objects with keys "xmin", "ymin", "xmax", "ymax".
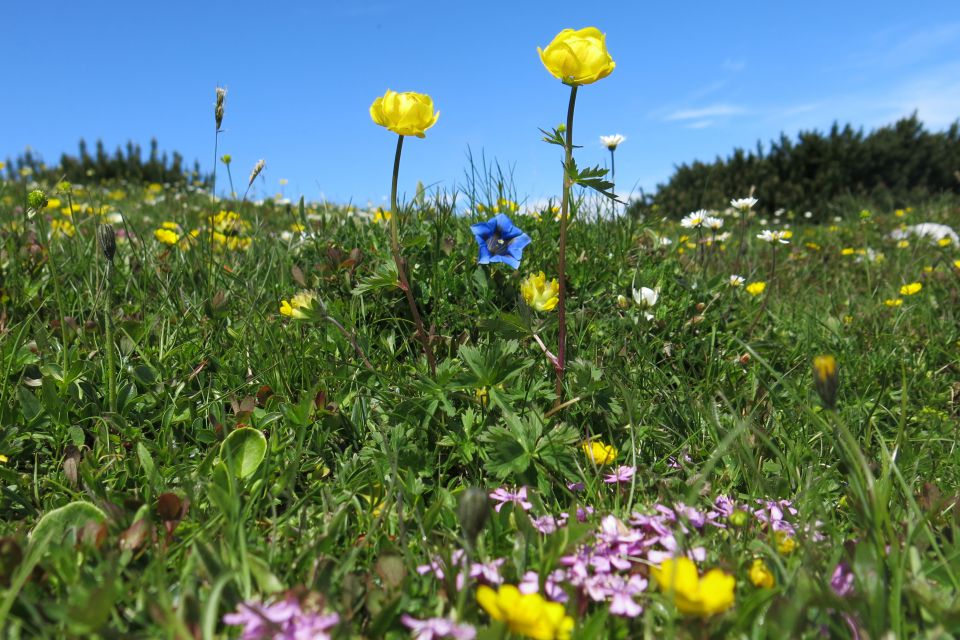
[
  {"xmin": 388, "ymin": 134, "xmax": 436, "ymax": 376},
  {"xmin": 103, "ymin": 260, "xmax": 117, "ymax": 413},
  {"xmin": 556, "ymin": 85, "xmax": 579, "ymax": 401},
  {"xmin": 609, "ymin": 147, "xmax": 616, "ymax": 218}
]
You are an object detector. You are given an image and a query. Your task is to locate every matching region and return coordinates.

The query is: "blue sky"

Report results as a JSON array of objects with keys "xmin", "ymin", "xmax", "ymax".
[{"xmin": 3, "ymin": 1, "xmax": 958, "ymax": 207}]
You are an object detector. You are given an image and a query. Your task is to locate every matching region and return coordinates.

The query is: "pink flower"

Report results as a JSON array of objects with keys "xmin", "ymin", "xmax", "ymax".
[
  {"xmin": 489, "ymin": 486, "xmax": 533, "ymax": 512},
  {"xmin": 401, "ymin": 615, "xmax": 476, "ymax": 640},
  {"xmin": 831, "ymin": 562, "xmax": 855, "ymax": 597},
  {"xmin": 223, "ymin": 597, "xmax": 339, "ymax": 640},
  {"xmin": 603, "ymin": 465, "xmax": 636, "ymax": 484}
]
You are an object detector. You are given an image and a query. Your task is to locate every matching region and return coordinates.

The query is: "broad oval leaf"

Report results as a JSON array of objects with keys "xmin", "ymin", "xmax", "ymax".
[
  {"xmin": 219, "ymin": 427, "xmax": 267, "ymax": 479},
  {"xmin": 30, "ymin": 501, "xmax": 107, "ymax": 544}
]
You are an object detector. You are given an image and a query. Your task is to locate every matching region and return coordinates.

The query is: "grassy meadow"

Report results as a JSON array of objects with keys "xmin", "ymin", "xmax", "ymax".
[{"xmin": 1, "ymin": 168, "xmax": 959, "ymax": 639}]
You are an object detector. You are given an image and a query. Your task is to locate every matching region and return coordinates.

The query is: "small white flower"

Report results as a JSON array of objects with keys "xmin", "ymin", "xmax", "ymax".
[
  {"xmin": 659, "ymin": 236, "xmax": 673, "ymax": 246},
  {"xmin": 704, "ymin": 216, "xmax": 724, "ymax": 230},
  {"xmin": 729, "ymin": 274, "xmax": 745, "ymax": 287},
  {"xmin": 632, "ymin": 286, "xmax": 658, "ymax": 309},
  {"xmin": 680, "ymin": 210, "xmax": 709, "ymax": 229},
  {"xmin": 715, "ymin": 231, "xmax": 732, "ymax": 242},
  {"xmin": 774, "ymin": 208, "xmax": 785, "ymax": 217},
  {"xmin": 804, "ymin": 211, "xmax": 813, "ymax": 219},
  {"xmin": 730, "ymin": 197, "xmax": 758, "ymax": 211},
  {"xmin": 757, "ymin": 229, "xmax": 790, "ymax": 244},
  {"xmin": 833, "ymin": 216, "xmax": 843, "ymax": 223},
  {"xmin": 600, "ymin": 134, "xmax": 625, "ymax": 150},
  {"xmin": 759, "ymin": 218, "xmax": 768, "ymax": 225}
]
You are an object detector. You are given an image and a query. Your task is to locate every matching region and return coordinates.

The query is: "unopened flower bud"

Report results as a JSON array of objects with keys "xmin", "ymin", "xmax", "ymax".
[
  {"xmin": 616, "ymin": 294, "xmax": 629, "ymax": 309},
  {"xmin": 457, "ymin": 487, "xmax": 490, "ymax": 548},
  {"xmin": 221, "ymin": 154, "xmax": 232, "ymax": 165},
  {"xmin": 97, "ymin": 224, "xmax": 116, "ymax": 262},
  {"xmin": 729, "ymin": 510, "xmax": 748, "ymax": 527},
  {"xmin": 813, "ymin": 355, "xmax": 838, "ymax": 410}
]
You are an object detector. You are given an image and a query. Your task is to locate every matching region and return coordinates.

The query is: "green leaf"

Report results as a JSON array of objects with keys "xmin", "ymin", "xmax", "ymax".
[
  {"xmin": 352, "ymin": 260, "xmax": 399, "ymax": 296},
  {"xmin": 29, "ymin": 500, "xmax": 106, "ymax": 544},
  {"xmin": 220, "ymin": 427, "xmax": 267, "ymax": 479},
  {"xmin": 539, "ymin": 127, "xmax": 566, "ymax": 147}
]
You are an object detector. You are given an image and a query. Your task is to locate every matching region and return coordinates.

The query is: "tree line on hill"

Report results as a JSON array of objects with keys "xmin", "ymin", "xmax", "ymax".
[
  {"xmin": 628, "ymin": 114, "xmax": 960, "ymax": 220},
  {"xmin": 3, "ymin": 138, "xmax": 209, "ymax": 187}
]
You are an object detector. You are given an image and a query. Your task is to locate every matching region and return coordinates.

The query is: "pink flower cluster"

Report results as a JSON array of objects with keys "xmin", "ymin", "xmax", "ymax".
[{"xmin": 223, "ymin": 597, "xmax": 339, "ymax": 640}]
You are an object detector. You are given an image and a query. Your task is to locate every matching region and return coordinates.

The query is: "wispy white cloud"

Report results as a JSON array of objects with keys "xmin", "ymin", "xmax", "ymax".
[
  {"xmin": 847, "ymin": 22, "xmax": 960, "ymax": 70},
  {"xmin": 665, "ymin": 104, "xmax": 746, "ymax": 121},
  {"xmin": 722, "ymin": 58, "xmax": 746, "ymax": 73},
  {"xmin": 685, "ymin": 120, "xmax": 714, "ymax": 129},
  {"xmin": 883, "ymin": 62, "xmax": 960, "ymax": 128}
]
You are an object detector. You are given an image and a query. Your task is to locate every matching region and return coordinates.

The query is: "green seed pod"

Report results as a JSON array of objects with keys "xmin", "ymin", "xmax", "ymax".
[{"xmin": 27, "ymin": 189, "xmax": 47, "ymax": 211}]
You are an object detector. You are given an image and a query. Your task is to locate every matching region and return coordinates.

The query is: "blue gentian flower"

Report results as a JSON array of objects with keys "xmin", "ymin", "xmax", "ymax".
[{"xmin": 470, "ymin": 213, "xmax": 531, "ymax": 270}]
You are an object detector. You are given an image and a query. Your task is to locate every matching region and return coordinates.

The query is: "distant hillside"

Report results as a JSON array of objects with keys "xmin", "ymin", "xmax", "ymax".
[{"xmin": 632, "ymin": 114, "xmax": 960, "ymax": 220}]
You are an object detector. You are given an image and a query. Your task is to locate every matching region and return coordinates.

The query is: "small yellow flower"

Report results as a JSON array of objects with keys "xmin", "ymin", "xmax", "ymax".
[
  {"xmin": 279, "ymin": 290, "xmax": 317, "ymax": 320},
  {"xmin": 477, "ymin": 584, "xmax": 573, "ymax": 640},
  {"xmin": 19, "ymin": 167, "xmax": 33, "ymax": 177},
  {"xmin": 899, "ymin": 282, "xmax": 922, "ymax": 296},
  {"xmin": 749, "ymin": 559, "xmax": 775, "ymax": 588},
  {"xmin": 154, "ymin": 228, "xmax": 179, "ymax": 245},
  {"xmin": 884, "ymin": 298, "xmax": 903, "ymax": 307},
  {"xmin": 894, "ymin": 208, "xmax": 906, "ymax": 217},
  {"xmin": 938, "ymin": 237, "xmax": 952, "ymax": 247},
  {"xmin": 147, "ymin": 183, "xmax": 163, "ymax": 194},
  {"xmin": 369, "ymin": 90, "xmax": 439, "ymax": 138},
  {"xmin": 805, "ymin": 242, "xmax": 821, "ymax": 251},
  {"xmin": 520, "ymin": 272, "xmax": 560, "ymax": 312},
  {"xmin": 923, "ymin": 265, "xmax": 934, "ymax": 274},
  {"xmin": 372, "ymin": 208, "xmax": 391, "ymax": 223},
  {"xmin": 774, "ymin": 531, "xmax": 797, "ymax": 555},
  {"xmin": 45, "ymin": 197, "xmax": 62, "ymax": 210},
  {"xmin": 745, "ymin": 281, "xmax": 766, "ymax": 296},
  {"xmin": 0, "ymin": 454, "xmax": 8, "ymax": 463},
  {"xmin": 841, "ymin": 248, "xmax": 855, "ymax": 256},
  {"xmin": 652, "ymin": 557, "xmax": 736, "ymax": 617},
  {"xmin": 953, "ymin": 259, "xmax": 960, "ymax": 270},
  {"xmin": 896, "ymin": 240, "xmax": 910, "ymax": 248},
  {"xmin": 475, "ymin": 387, "xmax": 489, "ymax": 407},
  {"xmin": 581, "ymin": 441, "xmax": 617, "ymax": 465},
  {"xmin": 50, "ymin": 219, "xmax": 76, "ymax": 238},
  {"xmin": 843, "ymin": 315, "xmax": 853, "ymax": 325},
  {"xmin": 538, "ymin": 27, "xmax": 615, "ymax": 86}
]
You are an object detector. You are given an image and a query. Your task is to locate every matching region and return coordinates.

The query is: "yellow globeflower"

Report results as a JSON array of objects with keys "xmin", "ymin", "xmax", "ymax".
[
  {"xmin": 652, "ymin": 557, "xmax": 736, "ymax": 617},
  {"xmin": 745, "ymin": 281, "xmax": 766, "ymax": 296},
  {"xmin": 521, "ymin": 271, "xmax": 560, "ymax": 312},
  {"xmin": 749, "ymin": 559, "xmax": 775, "ymax": 588},
  {"xmin": 369, "ymin": 90, "xmax": 439, "ymax": 138},
  {"xmin": 279, "ymin": 290, "xmax": 318, "ymax": 320},
  {"xmin": 581, "ymin": 441, "xmax": 617, "ymax": 465},
  {"xmin": 538, "ymin": 27, "xmax": 615, "ymax": 85},
  {"xmin": 899, "ymin": 282, "xmax": 922, "ymax": 296},
  {"xmin": 477, "ymin": 584, "xmax": 573, "ymax": 640},
  {"xmin": 154, "ymin": 228, "xmax": 179, "ymax": 245}
]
